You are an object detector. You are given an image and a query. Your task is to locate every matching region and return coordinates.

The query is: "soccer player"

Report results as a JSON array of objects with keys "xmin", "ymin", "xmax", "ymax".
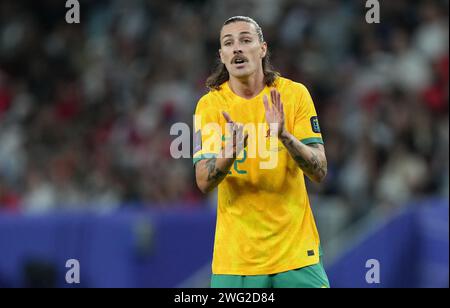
[{"xmin": 193, "ymin": 16, "xmax": 330, "ymax": 288}]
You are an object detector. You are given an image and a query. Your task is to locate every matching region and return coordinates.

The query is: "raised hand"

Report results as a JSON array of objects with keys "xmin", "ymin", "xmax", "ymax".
[
  {"xmin": 222, "ymin": 111, "xmax": 248, "ymax": 158},
  {"xmin": 263, "ymin": 89, "xmax": 286, "ymax": 138}
]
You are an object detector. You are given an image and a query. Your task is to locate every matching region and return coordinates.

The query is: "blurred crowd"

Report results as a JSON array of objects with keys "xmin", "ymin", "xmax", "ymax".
[{"xmin": 0, "ymin": 0, "xmax": 448, "ymax": 221}]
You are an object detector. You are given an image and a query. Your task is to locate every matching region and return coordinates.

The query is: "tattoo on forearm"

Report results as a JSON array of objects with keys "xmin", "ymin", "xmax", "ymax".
[
  {"xmin": 205, "ymin": 158, "xmax": 228, "ymax": 182},
  {"xmin": 294, "ymin": 152, "xmax": 327, "ymax": 177},
  {"xmin": 293, "ymin": 151, "xmax": 327, "ymax": 179},
  {"xmin": 280, "ymin": 135, "xmax": 293, "ymax": 147},
  {"xmin": 281, "ymin": 136, "xmax": 327, "ymax": 179}
]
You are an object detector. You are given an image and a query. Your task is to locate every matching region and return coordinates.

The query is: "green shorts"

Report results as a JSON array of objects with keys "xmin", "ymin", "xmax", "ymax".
[{"xmin": 211, "ymin": 258, "xmax": 330, "ymax": 288}]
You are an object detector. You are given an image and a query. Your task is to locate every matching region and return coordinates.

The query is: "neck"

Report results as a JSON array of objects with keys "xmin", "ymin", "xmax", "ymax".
[{"xmin": 228, "ymin": 68, "xmax": 265, "ymax": 100}]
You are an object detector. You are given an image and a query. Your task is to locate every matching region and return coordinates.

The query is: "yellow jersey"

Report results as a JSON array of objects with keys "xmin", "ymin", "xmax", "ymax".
[{"xmin": 193, "ymin": 76, "xmax": 324, "ymax": 275}]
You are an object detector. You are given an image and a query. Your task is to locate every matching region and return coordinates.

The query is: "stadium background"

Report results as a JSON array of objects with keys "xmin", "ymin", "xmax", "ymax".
[{"xmin": 0, "ymin": 0, "xmax": 448, "ymax": 288}]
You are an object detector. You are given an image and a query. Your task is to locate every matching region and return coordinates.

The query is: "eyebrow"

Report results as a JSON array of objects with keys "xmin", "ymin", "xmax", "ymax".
[{"xmin": 221, "ymin": 31, "xmax": 253, "ymax": 40}]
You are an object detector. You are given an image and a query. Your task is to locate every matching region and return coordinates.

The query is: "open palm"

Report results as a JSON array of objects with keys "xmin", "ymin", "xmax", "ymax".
[{"xmin": 263, "ymin": 89, "xmax": 286, "ymax": 137}]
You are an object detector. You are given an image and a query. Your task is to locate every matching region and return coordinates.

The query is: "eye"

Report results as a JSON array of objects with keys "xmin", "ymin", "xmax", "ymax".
[
  {"xmin": 224, "ymin": 41, "xmax": 232, "ymax": 46},
  {"xmin": 242, "ymin": 38, "xmax": 252, "ymax": 43}
]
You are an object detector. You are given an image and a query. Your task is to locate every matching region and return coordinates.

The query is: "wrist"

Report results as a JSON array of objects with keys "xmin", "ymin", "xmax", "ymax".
[
  {"xmin": 279, "ymin": 128, "xmax": 290, "ymax": 140},
  {"xmin": 220, "ymin": 148, "xmax": 237, "ymax": 164}
]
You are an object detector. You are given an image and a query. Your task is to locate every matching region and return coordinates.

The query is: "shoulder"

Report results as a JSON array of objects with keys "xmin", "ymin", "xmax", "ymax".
[
  {"xmin": 196, "ymin": 82, "xmax": 231, "ymax": 107},
  {"xmin": 195, "ymin": 90, "xmax": 223, "ymax": 114},
  {"xmin": 275, "ymin": 77, "xmax": 310, "ymax": 96},
  {"xmin": 196, "ymin": 91, "xmax": 215, "ymax": 107}
]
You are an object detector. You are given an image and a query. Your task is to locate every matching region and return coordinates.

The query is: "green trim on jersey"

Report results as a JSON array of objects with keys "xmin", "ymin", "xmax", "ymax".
[
  {"xmin": 300, "ymin": 137, "xmax": 324, "ymax": 145},
  {"xmin": 193, "ymin": 153, "xmax": 218, "ymax": 166},
  {"xmin": 211, "ymin": 257, "xmax": 330, "ymax": 288}
]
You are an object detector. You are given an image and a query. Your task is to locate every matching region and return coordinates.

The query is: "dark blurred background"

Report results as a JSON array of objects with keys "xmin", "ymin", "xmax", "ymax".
[{"xmin": 0, "ymin": 0, "xmax": 448, "ymax": 288}]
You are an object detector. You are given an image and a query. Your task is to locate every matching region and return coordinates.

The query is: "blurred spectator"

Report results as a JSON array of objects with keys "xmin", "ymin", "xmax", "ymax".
[{"xmin": 0, "ymin": 0, "xmax": 447, "ymax": 222}]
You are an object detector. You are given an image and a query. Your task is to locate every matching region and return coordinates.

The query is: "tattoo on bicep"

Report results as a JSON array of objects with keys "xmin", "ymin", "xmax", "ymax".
[
  {"xmin": 281, "ymin": 137, "xmax": 326, "ymax": 178},
  {"xmin": 294, "ymin": 151, "xmax": 327, "ymax": 178},
  {"xmin": 205, "ymin": 158, "xmax": 228, "ymax": 182}
]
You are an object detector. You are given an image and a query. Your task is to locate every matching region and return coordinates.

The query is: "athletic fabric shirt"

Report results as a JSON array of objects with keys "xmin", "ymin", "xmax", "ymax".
[{"xmin": 193, "ymin": 76, "xmax": 324, "ymax": 275}]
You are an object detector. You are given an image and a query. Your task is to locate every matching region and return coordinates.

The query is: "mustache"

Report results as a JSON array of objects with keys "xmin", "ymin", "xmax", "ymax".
[{"xmin": 231, "ymin": 55, "xmax": 249, "ymax": 64}]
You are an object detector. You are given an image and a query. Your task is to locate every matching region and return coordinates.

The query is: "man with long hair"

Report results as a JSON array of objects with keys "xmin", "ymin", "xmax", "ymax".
[{"xmin": 193, "ymin": 16, "xmax": 330, "ymax": 288}]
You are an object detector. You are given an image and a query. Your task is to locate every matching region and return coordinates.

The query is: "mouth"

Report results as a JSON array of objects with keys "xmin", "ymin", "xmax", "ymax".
[
  {"xmin": 231, "ymin": 56, "xmax": 248, "ymax": 67},
  {"xmin": 233, "ymin": 61, "xmax": 247, "ymax": 69}
]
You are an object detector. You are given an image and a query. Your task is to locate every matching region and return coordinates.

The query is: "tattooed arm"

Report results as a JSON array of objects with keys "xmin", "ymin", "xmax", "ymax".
[
  {"xmin": 263, "ymin": 88, "xmax": 327, "ymax": 183},
  {"xmin": 195, "ymin": 112, "xmax": 248, "ymax": 194},
  {"xmin": 195, "ymin": 155, "xmax": 235, "ymax": 193},
  {"xmin": 279, "ymin": 132, "xmax": 327, "ymax": 183}
]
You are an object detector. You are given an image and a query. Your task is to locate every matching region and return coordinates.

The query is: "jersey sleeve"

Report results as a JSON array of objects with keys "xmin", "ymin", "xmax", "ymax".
[
  {"xmin": 193, "ymin": 95, "xmax": 222, "ymax": 165},
  {"xmin": 292, "ymin": 84, "xmax": 324, "ymax": 145}
]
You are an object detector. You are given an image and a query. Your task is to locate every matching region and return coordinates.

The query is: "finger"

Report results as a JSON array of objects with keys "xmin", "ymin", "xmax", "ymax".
[
  {"xmin": 234, "ymin": 126, "xmax": 244, "ymax": 154},
  {"xmin": 270, "ymin": 89, "xmax": 276, "ymax": 109},
  {"xmin": 243, "ymin": 132, "xmax": 249, "ymax": 147},
  {"xmin": 280, "ymin": 100, "xmax": 284, "ymax": 116},
  {"xmin": 272, "ymin": 90, "xmax": 278, "ymax": 111},
  {"xmin": 234, "ymin": 124, "xmax": 245, "ymax": 140},
  {"xmin": 222, "ymin": 111, "xmax": 234, "ymax": 124},
  {"xmin": 270, "ymin": 89, "xmax": 278, "ymax": 110},
  {"xmin": 263, "ymin": 95, "xmax": 270, "ymax": 112},
  {"xmin": 276, "ymin": 91, "xmax": 281, "ymax": 111},
  {"xmin": 237, "ymin": 128, "xmax": 247, "ymax": 144},
  {"xmin": 236, "ymin": 125, "xmax": 243, "ymax": 140},
  {"xmin": 231, "ymin": 124, "xmax": 238, "ymax": 138}
]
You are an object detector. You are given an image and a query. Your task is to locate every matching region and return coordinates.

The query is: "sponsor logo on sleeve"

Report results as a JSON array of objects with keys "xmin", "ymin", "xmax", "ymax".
[{"xmin": 310, "ymin": 116, "xmax": 321, "ymax": 133}]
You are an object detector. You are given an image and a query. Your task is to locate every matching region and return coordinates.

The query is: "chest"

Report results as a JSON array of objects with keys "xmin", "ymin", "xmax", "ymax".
[{"xmin": 219, "ymin": 96, "xmax": 296, "ymax": 131}]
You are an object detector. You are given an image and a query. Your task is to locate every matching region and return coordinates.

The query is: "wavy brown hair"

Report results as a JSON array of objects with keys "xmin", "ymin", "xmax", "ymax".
[{"xmin": 205, "ymin": 16, "xmax": 279, "ymax": 91}]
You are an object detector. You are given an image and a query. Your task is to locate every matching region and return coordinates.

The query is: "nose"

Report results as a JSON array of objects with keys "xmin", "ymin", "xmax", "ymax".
[{"xmin": 233, "ymin": 48, "xmax": 243, "ymax": 55}]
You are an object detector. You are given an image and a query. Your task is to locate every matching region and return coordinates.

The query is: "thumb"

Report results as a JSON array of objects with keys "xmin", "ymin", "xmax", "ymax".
[
  {"xmin": 244, "ymin": 132, "xmax": 249, "ymax": 147},
  {"xmin": 222, "ymin": 111, "xmax": 234, "ymax": 124}
]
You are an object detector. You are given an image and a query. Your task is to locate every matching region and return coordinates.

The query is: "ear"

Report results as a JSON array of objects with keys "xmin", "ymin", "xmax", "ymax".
[
  {"xmin": 261, "ymin": 42, "xmax": 267, "ymax": 58},
  {"xmin": 219, "ymin": 49, "xmax": 225, "ymax": 64}
]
